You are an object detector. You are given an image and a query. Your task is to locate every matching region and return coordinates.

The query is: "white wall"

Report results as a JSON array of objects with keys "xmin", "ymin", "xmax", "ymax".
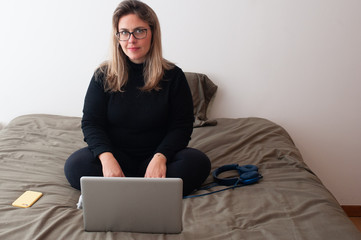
[{"xmin": 0, "ymin": 0, "xmax": 360, "ymax": 205}]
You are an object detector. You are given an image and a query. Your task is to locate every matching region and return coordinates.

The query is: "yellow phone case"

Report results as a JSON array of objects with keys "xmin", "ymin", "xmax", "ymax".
[{"xmin": 12, "ymin": 191, "xmax": 43, "ymax": 208}]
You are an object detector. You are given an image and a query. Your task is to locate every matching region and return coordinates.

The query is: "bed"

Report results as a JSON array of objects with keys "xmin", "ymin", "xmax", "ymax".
[{"xmin": 1, "ymin": 73, "xmax": 360, "ymax": 240}]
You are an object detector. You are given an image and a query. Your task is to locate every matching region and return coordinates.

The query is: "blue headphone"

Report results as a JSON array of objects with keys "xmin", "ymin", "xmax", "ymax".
[
  {"xmin": 212, "ymin": 164, "xmax": 262, "ymax": 186},
  {"xmin": 183, "ymin": 164, "xmax": 263, "ymax": 198}
]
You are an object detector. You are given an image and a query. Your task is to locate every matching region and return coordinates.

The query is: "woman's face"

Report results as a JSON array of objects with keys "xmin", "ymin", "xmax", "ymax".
[{"xmin": 117, "ymin": 14, "xmax": 152, "ymax": 64}]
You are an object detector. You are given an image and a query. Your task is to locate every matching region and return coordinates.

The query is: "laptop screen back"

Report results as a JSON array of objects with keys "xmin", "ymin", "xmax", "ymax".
[{"xmin": 80, "ymin": 177, "xmax": 183, "ymax": 233}]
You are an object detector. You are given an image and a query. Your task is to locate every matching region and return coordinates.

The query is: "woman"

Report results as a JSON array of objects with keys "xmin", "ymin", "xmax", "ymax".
[{"xmin": 64, "ymin": 0, "xmax": 211, "ymax": 196}]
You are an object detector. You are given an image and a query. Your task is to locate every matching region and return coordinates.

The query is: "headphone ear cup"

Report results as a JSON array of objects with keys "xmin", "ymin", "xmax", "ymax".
[
  {"xmin": 240, "ymin": 171, "xmax": 259, "ymax": 180},
  {"xmin": 238, "ymin": 165, "xmax": 258, "ymax": 173},
  {"xmin": 241, "ymin": 171, "xmax": 261, "ymax": 185}
]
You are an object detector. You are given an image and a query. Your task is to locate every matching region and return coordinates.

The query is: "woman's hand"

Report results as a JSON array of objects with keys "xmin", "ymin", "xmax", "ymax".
[
  {"xmin": 99, "ymin": 152, "xmax": 125, "ymax": 177},
  {"xmin": 144, "ymin": 153, "xmax": 167, "ymax": 178}
]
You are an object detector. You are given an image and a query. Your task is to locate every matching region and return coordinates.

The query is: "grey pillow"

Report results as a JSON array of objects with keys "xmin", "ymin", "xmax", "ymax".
[{"xmin": 184, "ymin": 72, "xmax": 218, "ymax": 127}]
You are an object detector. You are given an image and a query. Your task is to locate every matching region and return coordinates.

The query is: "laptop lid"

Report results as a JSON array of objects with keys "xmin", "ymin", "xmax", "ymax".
[{"xmin": 80, "ymin": 177, "xmax": 183, "ymax": 233}]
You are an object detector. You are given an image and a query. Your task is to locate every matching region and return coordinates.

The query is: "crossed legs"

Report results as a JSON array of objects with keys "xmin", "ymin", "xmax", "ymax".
[{"xmin": 64, "ymin": 147, "xmax": 211, "ymax": 196}]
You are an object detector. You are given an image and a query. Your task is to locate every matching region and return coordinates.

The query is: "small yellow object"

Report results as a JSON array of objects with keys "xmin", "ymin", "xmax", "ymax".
[{"xmin": 12, "ymin": 191, "xmax": 43, "ymax": 208}]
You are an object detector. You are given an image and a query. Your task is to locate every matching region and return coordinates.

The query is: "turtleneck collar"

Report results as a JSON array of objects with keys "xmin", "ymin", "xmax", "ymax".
[
  {"xmin": 127, "ymin": 57, "xmax": 144, "ymax": 72},
  {"xmin": 125, "ymin": 57, "xmax": 145, "ymax": 88}
]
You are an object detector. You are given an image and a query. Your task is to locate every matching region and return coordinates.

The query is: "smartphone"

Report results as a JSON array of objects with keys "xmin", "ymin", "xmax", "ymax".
[{"xmin": 12, "ymin": 191, "xmax": 43, "ymax": 208}]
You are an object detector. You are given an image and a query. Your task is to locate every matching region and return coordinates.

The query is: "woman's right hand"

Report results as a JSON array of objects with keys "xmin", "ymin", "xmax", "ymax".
[{"xmin": 99, "ymin": 152, "xmax": 125, "ymax": 177}]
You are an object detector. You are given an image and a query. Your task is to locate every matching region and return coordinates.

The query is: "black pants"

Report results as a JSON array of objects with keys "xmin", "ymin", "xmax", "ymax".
[{"xmin": 64, "ymin": 147, "xmax": 211, "ymax": 196}]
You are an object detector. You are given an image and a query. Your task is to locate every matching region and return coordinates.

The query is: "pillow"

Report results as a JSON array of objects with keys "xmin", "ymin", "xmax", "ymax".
[{"xmin": 184, "ymin": 72, "xmax": 218, "ymax": 127}]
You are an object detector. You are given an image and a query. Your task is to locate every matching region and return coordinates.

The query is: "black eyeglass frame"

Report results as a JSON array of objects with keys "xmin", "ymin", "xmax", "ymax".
[{"xmin": 115, "ymin": 28, "xmax": 149, "ymax": 41}]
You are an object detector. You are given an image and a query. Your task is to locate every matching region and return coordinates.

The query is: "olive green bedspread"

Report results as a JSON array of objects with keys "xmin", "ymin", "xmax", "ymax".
[{"xmin": 0, "ymin": 114, "xmax": 360, "ymax": 240}]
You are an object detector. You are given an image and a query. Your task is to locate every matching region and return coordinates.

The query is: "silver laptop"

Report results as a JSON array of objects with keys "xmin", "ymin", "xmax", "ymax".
[{"xmin": 80, "ymin": 177, "xmax": 183, "ymax": 233}]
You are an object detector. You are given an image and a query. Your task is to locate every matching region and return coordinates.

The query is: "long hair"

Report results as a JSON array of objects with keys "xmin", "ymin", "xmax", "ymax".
[{"xmin": 101, "ymin": 0, "xmax": 174, "ymax": 92}]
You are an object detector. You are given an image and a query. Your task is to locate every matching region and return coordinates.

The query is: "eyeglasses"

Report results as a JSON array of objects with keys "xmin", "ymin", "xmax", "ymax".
[{"xmin": 115, "ymin": 28, "xmax": 149, "ymax": 41}]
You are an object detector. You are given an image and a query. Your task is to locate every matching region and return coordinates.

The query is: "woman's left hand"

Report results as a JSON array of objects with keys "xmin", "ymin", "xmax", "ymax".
[{"xmin": 144, "ymin": 153, "xmax": 167, "ymax": 178}]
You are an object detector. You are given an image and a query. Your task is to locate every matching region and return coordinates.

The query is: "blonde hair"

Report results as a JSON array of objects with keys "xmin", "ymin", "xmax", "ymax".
[{"xmin": 100, "ymin": 0, "xmax": 173, "ymax": 92}]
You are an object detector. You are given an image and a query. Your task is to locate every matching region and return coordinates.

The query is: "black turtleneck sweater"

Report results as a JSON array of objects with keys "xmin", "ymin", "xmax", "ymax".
[{"xmin": 81, "ymin": 60, "xmax": 194, "ymax": 163}]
